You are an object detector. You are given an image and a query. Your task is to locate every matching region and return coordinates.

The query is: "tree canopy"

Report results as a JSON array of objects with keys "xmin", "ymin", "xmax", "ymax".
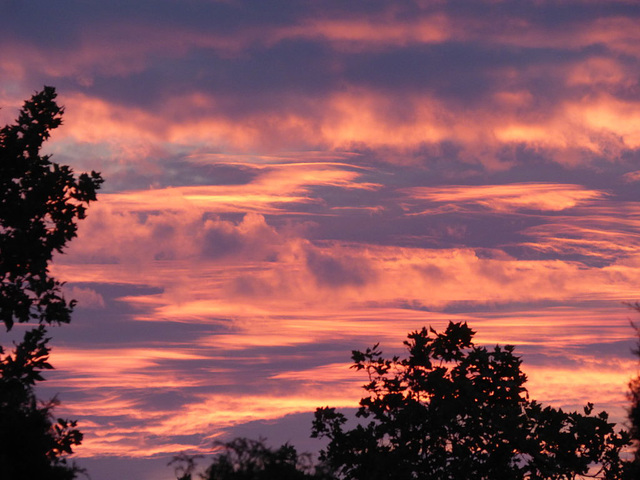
[
  {"xmin": 312, "ymin": 322, "xmax": 631, "ymax": 480},
  {"xmin": 171, "ymin": 437, "xmax": 334, "ymax": 480},
  {"xmin": 0, "ymin": 87, "xmax": 102, "ymax": 479},
  {"xmin": 627, "ymin": 305, "xmax": 640, "ymax": 478},
  {"xmin": 0, "ymin": 326, "xmax": 83, "ymax": 479},
  {"xmin": 0, "ymin": 86, "xmax": 102, "ymax": 331}
]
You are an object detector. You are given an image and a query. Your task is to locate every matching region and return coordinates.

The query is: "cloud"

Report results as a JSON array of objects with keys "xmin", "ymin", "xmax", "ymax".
[
  {"xmin": 5, "ymin": 0, "xmax": 640, "ymax": 467},
  {"xmin": 276, "ymin": 14, "xmax": 452, "ymax": 50},
  {"xmin": 61, "ymin": 241, "xmax": 640, "ymax": 325},
  {"xmin": 65, "ymin": 286, "xmax": 106, "ymax": 309},
  {"xmin": 520, "ymin": 222, "xmax": 640, "ymax": 261},
  {"xmin": 305, "ymin": 247, "xmax": 377, "ymax": 287},
  {"xmin": 39, "ymin": 83, "xmax": 638, "ymax": 176},
  {"xmin": 47, "ymin": 301, "xmax": 636, "ymax": 458},
  {"xmin": 403, "ymin": 183, "xmax": 606, "ymax": 212},
  {"xmin": 2, "ymin": 0, "xmax": 637, "ymax": 175},
  {"xmin": 201, "ymin": 213, "xmax": 282, "ymax": 260},
  {"xmin": 56, "ymin": 160, "xmax": 379, "ymax": 266}
]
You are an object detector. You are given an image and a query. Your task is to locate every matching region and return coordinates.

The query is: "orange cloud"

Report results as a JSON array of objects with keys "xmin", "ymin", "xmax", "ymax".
[
  {"xmin": 52, "ymin": 161, "xmax": 378, "ymax": 266},
  {"xmin": 403, "ymin": 183, "xmax": 605, "ymax": 212},
  {"xmin": 521, "ymin": 223, "xmax": 640, "ymax": 260},
  {"xmin": 49, "ymin": 347, "xmax": 213, "ymax": 389},
  {"xmin": 55, "ymin": 239, "xmax": 640, "ymax": 333},
  {"xmin": 64, "ymin": 286, "xmax": 106, "ymax": 309},
  {"xmin": 526, "ymin": 363, "xmax": 632, "ymax": 419},
  {"xmin": 276, "ymin": 14, "xmax": 452, "ymax": 50},
  {"xmin": 48, "ymin": 86, "xmax": 640, "ymax": 173},
  {"xmin": 50, "ymin": 303, "xmax": 636, "ymax": 458}
]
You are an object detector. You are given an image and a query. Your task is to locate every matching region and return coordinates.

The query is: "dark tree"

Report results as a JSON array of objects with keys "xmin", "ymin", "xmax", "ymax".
[
  {"xmin": 0, "ymin": 87, "xmax": 102, "ymax": 479},
  {"xmin": 0, "ymin": 86, "xmax": 102, "ymax": 331},
  {"xmin": 312, "ymin": 322, "xmax": 630, "ymax": 480},
  {"xmin": 0, "ymin": 326, "xmax": 83, "ymax": 479},
  {"xmin": 628, "ymin": 307, "xmax": 640, "ymax": 477},
  {"xmin": 171, "ymin": 438, "xmax": 335, "ymax": 480}
]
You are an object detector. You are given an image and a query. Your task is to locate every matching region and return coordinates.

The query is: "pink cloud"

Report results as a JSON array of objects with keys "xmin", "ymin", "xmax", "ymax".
[
  {"xmin": 64, "ymin": 286, "xmax": 106, "ymax": 309},
  {"xmin": 403, "ymin": 183, "xmax": 606, "ymax": 212},
  {"xmin": 43, "ymin": 86, "xmax": 640, "ymax": 172}
]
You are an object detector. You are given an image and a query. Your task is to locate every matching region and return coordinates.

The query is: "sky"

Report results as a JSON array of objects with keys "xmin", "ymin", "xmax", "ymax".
[{"xmin": 2, "ymin": 1, "xmax": 640, "ymax": 478}]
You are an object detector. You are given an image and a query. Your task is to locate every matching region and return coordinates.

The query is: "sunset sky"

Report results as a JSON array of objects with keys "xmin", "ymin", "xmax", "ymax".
[{"xmin": 2, "ymin": 1, "xmax": 640, "ymax": 478}]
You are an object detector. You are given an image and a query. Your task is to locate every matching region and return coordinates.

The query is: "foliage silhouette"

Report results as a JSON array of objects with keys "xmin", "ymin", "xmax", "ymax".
[
  {"xmin": 628, "ymin": 304, "xmax": 640, "ymax": 477},
  {"xmin": 171, "ymin": 437, "xmax": 335, "ymax": 480},
  {"xmin": 312, "ymin": 322, "xmax": 631, "ymax": 480},
  {"xmin": 0, "ymin": 326, "xmax": 83, "ymax": 479},
  {"xmin": 0, "ymin": 86, "xmax": 102, "ymax": 331},
  {"xmin": 0, "ymin": 87, "xmax": 102, "ymax": 479}
]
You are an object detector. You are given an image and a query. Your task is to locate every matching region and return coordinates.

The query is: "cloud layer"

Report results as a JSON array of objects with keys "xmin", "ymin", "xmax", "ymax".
[{"xmin": 2, "ymin": 1, "xmax": 640, "ymax": 478}]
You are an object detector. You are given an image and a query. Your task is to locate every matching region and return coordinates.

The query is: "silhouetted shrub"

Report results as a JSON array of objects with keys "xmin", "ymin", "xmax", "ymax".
[
  {"xmin": 312, "ymin": 322, "xmax": 631, "ymax": 480},
  {"xmin": 0, "ymin": 87, "xmax": 102, "ymax": 479}
]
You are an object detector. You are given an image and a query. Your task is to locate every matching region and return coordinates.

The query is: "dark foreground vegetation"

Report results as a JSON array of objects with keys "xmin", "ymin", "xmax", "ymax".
[
  {"xmin": 1, "ymin": 88, "xmax": 640, "ymax": 480},
  {"xmin": 175, "ymin": 322, "xmax": 640, "ymax": 480},
  {"xmin": 311, "ymin": 322, "xmax": 632, "ymax": 480},
  {"xmin": 0, "ymin": 87, "xmax": 102, "ymax": 479}
]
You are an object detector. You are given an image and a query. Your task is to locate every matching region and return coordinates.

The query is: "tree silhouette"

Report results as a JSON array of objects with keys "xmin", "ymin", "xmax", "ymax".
[
  {"xmin": 0, "ymin": 86, "xmax": 102, "ymax": 331},
  {"xmin": 628, "ymin": 305, "xmax": 640, "ymax": 477},
  {"xmin": 312, "ymin": 322, "xmax": 631, "ymax": 480},
  {"xmin": 0, "ymin": 326, "xmax": 83, "ymax": 479},
  {"xmin": 171, "ymin": 438, "xmax": 335, "ymax": 480},
  {"xmin": 0, "ymin": 87, "xmax": 102, "ymax": 479}
]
